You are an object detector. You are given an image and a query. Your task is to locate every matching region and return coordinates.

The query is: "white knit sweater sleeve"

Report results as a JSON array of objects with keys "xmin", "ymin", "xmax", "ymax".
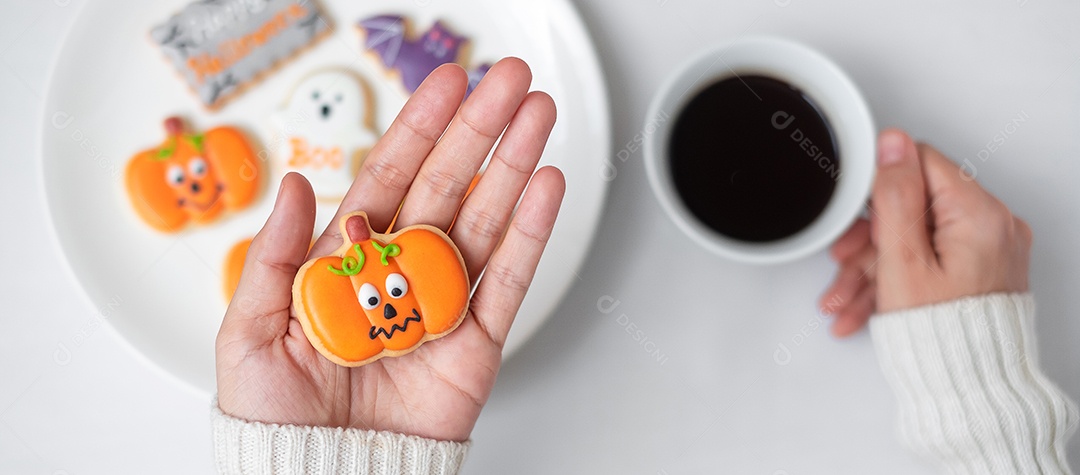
[
  {"xmin": 211, "ymin": 401, "xmax": 469, "ymax": 475},
  {"xmin": 869, "ymin": 293, "xmax": 1078, "ymax": 474}
]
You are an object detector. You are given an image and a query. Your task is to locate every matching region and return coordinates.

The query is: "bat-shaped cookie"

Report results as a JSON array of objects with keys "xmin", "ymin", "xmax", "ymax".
[{"xmin": 358, "ymin": 15, "xmax": 491, "ymax": 95}]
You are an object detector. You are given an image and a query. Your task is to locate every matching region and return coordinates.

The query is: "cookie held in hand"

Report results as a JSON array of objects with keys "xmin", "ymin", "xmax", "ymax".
[{"xmin": 293, "ymin": 212, "xmax": 470, "ymax": 366}]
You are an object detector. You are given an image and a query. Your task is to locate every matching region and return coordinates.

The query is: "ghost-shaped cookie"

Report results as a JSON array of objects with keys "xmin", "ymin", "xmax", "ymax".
[{"xmin": 274, "ymin": 69, "xmax": 379, "ymax": 200}]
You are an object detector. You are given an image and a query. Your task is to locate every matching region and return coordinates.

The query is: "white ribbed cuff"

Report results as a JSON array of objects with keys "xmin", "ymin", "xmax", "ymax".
[
  {"xmin": 211, "ymin": 400, "xmax": 469, "ymax": 475},
  {"xmin": 870, "ymin": 293, "xmax": 1077, "ymax": 474}
]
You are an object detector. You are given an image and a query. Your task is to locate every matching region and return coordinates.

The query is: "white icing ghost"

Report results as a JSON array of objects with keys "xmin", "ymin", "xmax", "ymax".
[{"xmin": 274, "ymin": 69, "xmax": 378, "ymax": 200}]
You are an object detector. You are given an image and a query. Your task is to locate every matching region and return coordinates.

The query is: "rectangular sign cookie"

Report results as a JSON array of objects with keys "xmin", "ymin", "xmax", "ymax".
[{"xmin": 150, "ymin": 0, "xmax": 331, "ymax": 110}]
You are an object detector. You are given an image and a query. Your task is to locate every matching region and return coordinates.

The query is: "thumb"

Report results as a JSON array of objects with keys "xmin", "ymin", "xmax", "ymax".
[
  {"xmin": 221, "ymin": 172, "xmax": 316, "ymax": 344},
  {"xmin": 870, "ymin": 129, "xmax": 937, "ymax": 271}
]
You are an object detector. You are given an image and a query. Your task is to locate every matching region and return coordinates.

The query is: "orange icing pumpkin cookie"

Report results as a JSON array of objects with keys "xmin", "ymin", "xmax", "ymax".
[
  {"xmin": 293, "ymin": 212, "xmax": 469, "ymax": 366},
  {"xmin": 125, "ymin": 117, "xmax": 262, "ymax": 232}
]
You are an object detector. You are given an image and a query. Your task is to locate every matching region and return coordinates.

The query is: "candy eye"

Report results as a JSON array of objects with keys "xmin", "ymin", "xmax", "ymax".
[
  {"xmin": 335, "ymin": 93, "xmax": 343, "ymax": 103},
  {"xmin": 311, "ymin": 90, "xmax": 320, "ymax": 101},
  {"xmin": 166, "ymin": 164, "xmax": 185, "ymax": 187},
  {"xmin": 358, "ymin": 283, "xmax": 380, "ymax": 310},
  {"xmin": 188, "ymin": 157, "xmax": 208, "ymax": 178},
  {"xmin": 385, "ymin": 273, "xmax": 408, "ymax": 299}
]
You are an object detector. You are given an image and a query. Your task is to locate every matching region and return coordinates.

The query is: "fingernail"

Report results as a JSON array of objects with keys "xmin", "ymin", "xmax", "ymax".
[{"xmin": 878, "ymin": 132, "xmax": 907, "ymax": 166}]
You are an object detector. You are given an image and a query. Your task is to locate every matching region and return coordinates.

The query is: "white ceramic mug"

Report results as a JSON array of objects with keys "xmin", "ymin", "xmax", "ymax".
[{"xmin": 644, "ymin": 36, "xmax": 876, "ymax": 264}]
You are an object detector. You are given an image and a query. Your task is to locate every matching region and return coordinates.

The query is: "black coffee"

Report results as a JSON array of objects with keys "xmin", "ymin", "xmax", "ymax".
[{"xmin": 669, "ymin": 75, "xmax": 839, "ymax": 242}]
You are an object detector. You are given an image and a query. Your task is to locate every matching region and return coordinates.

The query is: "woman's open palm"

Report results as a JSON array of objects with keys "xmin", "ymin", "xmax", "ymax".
[{"xmin": 215, "ymin": 58, "xmax": 564, "ymax": 441}]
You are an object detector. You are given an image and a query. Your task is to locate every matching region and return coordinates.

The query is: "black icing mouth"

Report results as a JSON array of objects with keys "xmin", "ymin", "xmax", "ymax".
[
  {"xmin": 320, "ymin": 104, "xmax": 332, "ymax": 119},
  {"xmin": 369, "ymin": 309, "xmax": 421, "ymax": 340},
  {"xmin": 177, "ymin": 184, "xmax": 223, "ymax": 212}
]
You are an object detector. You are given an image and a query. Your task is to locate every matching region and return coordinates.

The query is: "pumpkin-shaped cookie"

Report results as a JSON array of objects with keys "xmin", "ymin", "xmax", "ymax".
[
  {"xmin": 293, "ymin": 212, "xmax": 470, "ymax": 366},
  {"xmin": 125, "ymin": 117, "xmax": 261, "ymax": 232}
]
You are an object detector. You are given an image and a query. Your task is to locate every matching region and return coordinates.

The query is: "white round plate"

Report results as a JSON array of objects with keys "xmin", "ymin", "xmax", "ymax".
[{"xmin": 40, "ymin": 0, "xmax": 610, "ymax": 395}]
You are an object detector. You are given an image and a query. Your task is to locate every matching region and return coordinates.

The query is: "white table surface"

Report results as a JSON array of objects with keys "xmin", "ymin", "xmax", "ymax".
[{"xmin": 3, "ymin": 0, "xmax": 1077, "ymax": 473}]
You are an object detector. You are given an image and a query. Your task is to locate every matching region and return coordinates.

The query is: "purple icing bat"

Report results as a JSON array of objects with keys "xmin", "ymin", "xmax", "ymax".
[{"xmin": 359, "ymin": 15, "xmax": 490, "ymax": 95}]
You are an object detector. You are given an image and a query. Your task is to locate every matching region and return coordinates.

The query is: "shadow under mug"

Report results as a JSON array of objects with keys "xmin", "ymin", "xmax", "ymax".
[{"xmin": 644, "ymin": 36, "xmax": 876, "ymax": 264}]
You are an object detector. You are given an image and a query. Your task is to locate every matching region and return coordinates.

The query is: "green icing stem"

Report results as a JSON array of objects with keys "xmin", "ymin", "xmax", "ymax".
[
  {"xmin": 187, "ymin": 134, "xmax": 205, "ymax": 154},
  {"xmin": 154, "ymin": 137, "xmax": 177, "ymax": 160},
  {"xmin": 328, "ymin": 244, "xmax": 365, "ymax": 276},
  {"xmin": 371, "ymin": 241, "xmax": 401, "ymax": 266},
  {"xmin": 152, "ymin": 134, "xmax": 204, "ymax": 160}
]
